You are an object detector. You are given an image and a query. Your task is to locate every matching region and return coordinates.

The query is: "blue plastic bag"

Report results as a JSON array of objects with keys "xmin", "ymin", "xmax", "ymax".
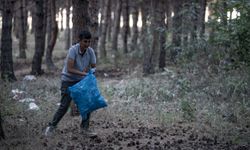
[{"xmin": 68, "ymin": 71, "xmax": 107, "ymax": 120}]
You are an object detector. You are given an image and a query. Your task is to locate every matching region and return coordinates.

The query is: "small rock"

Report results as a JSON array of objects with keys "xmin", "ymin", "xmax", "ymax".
[
  {"xmin": 19, "ymin": 98, "xmax": 35, "ymax": 103},
  {"xmin": 11, "ymin": 89, "xmax": 25, "ymax": 94},
  {"xmin": 29, "ymin": 102, "xmax": 39, "ymax": 110},
  {"xmin": 43, "ymin": 142, "xmax": 47, "ymax": 147},
  {"xmin": 154, "ymin": 141, "xmax": 160, "ymax": 145},
  {"xmin": 71, "ymin": 136, "xmax": 78, "ymax": 141},
  {"xmin": 23, "ymin": 75, "xmax": 37, "ymax": 81},
  {"xmin": 177, "ymin": 139, "xmax": 183, "ymax": 144}
]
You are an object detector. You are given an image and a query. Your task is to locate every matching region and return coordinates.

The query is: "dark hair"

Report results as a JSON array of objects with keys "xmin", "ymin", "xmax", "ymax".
[{"xmin": 78, "ymin": 30, "xmax": 92, "ymax": 41}]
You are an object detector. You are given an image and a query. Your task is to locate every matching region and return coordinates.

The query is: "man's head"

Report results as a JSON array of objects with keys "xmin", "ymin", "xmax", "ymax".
[
  {"xmin": 79, "ymin": 30, "xmax": 91, "ymax": 51},
  {"xmin": 79, "ymin": 30, "xmax": 92, "ymax": 40}
]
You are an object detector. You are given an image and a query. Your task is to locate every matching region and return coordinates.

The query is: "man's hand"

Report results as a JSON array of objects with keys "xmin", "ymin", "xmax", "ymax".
[{"xmin": 90, "ymin": 68, "xmax": 96, "ymax": 74}]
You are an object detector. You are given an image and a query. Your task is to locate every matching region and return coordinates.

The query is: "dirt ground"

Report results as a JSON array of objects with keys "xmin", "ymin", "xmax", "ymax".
[
  {"xmin": 0, "ymin": 36, "xmax": 249, "ymax": 149},
  {"xmin": 1, "ymin": 112, "xmax": 248, "ymax": 150},
  {"xmin": 0, "ymin": 67, "xmax": 249, "ymax": 150}
]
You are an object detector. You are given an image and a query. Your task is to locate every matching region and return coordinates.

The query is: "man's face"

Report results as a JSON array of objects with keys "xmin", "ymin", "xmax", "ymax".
[{"xmin": 80, "ymin": 38, "xmax": 91, "ymax": 51}]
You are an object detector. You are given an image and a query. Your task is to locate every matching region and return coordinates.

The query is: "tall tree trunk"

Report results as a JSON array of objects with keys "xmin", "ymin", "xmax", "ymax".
[
  {"xmin": 130, "ymin": 0, "xmax": 139, "ymax": 52},
  {"xmin": 182, "ymin": 0, "xmax": 189, "ymax": 47},
  {"xmin": 221, "ymin": 1, "xmax": 227, "ymax": 26},
  {"xmin": 141, "ymin": 0, "xmax": 150, "ymax": 74},
  {"xmin": 65, "ymin": 0, "xmax": 71, "ymax": 50},
  {"xmin": 1, "ymin": 0, "xmax": 17, "ymax": 81},
  {"xmin": 106, "ymin": 3, "xmax": 112, "ymax": 42},
  {"xmin": 72, "ymin": 0, "xmax": 89, "ymax": 44},
  {"xmin": 111, "ymin": 0, "xmax": 122, "ymax": 64},
  {"xmin": 18, "ymin": 0, "xmax": 27, "ymax": 58},
  {"xmin": 208, "ymin": 1, "xmax": 215, "ymax": 42},
  {"xmin": 143, "ymin": 0, "xmax": 163, "ymax": 74},
  {"xmin": 89, "ymin": 0, "xmax": 99, "ymax": 57},
  {"xmin": 71, "ymin": 0, "xmax": 89, "ymax": 116},
  {"xmin": 172, "ymin": 0, "xmax": 182, "ymax": 47},
  {"xmin": 165, "ymin": 0, "xmax": 173, "ymax": 63},
  {"xmin": 13, "ymin": 1, "xmax": 20, "ymax": 39},
  {"xmin": 30, "ymin": 2, "xmax": 36, "ymax": 34},
  {"xmin": 198, "ymin": 0, "xmax": 207, "ymax": 37},
  {"xmin": 98, "ymin": 0, "xmax": 104, "ymax": 39},
  {"xmin": 46, "ymin": 0, "xmax": 51, "ymax": 48},
  {"xmin": 31, "ymin": 0, "xmax": 46, "ymax": 75},
  {"xmin": 158, "ymin": 0, "xmax": 167, "ymax": 70},
  {"xmin": 122, "ymin": 0, "xmax": 129, "ymax": 54},
  {"xmin": 46, "ymin": 0, "xmax": 58, "ymax": 70},
  {"xmin": 190, "ymin": 0, "xmax": 198, "ymax": 42},
  {"xmin": 0, "ymin": 112, "xmax": 4, "ymax": 140},
  {"xmin": 60, "ymin": 8, "xmax": 64, "ymax": 31},
  {"xmin": 166, "ymin": 0, "xmax": 173, "ymax": 33},
  {"xmin": 111, "ymin": 0, "xmax": 122, "ymax": 52},
  {"xmin": 0, "ymin": 0, "xmax": 2, "ymax": 9},
  {"xmin": 99, "ymin": 0, "xmax": 111, "ymax": 59},
  {"xmin": 171, "ymin": 0, "xmax": 183, "ymax": 63}
]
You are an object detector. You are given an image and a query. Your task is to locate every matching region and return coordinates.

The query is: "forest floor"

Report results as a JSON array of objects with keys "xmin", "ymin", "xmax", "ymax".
[{"xmin": 0, "ymin": 33, "xmax": 250, "ymax": 150}]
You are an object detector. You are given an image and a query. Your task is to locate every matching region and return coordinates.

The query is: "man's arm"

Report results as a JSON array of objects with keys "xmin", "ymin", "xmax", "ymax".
[{"xmin": 67, "ymin": 58, "xmax": 88, "ymax": 76}]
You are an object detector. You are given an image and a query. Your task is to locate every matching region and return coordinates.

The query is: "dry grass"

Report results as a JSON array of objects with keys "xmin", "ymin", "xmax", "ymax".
[{"xmin": 0, "ymin": 31, "xmax": 249, "ymax": 149}]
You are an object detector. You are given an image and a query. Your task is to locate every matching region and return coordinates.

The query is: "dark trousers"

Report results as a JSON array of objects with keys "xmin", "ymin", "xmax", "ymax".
[{"xmin": 49, "ymin": 81, "xmax": 91, "ymax": 129}]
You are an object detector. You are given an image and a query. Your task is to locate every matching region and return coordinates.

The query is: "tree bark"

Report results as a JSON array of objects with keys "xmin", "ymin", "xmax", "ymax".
[
  {"xmin": 13, "ymin": 1, "xmax": 20, "ymax": 39},
  {"xmin": 98, "ymin": 0, "xmax": 104, "ymax": 38},
  {"xmin": 65, "ymin": 0, "xmax": 71, "ymax": 50},
  {"xmin": 166, "ymin": 0, "xmax": 173, "ymax": 32},
  {"xmin": 46, "ymin": 0, "xmax": 58, "ymax": 70},
  {"xmin": 99, "ymin": 0, "xmax": 111, "ymax": 59},
  {"xmin": 106, "ymin": 2, "xmax": 112, "ymax": 42},
  {"xmin": 18, "ymin": 0, "xmax": 28, "ymax": 58},
  {"xmin": 0, "ymin": 112, "xmax": 4, "ymax": 140},
  {"xmin": 122, "ymin": 0, "xmax": 129, "ymax": 54},
  {"xmin": 171, "ymin": 0, "xmax": 183, "ymax": 63},
  {"xmin": 158, "ymin": 0, "xmax": 167, "ymax": 70},
  {"xmin": 208, "ymin": 1, "xmax": 216, "ymax": 42},
  {"xmin": 141, "ymin": 0, "xmax": 150, "ymax": 74},
  {"xmin": 198, "ymin": 0, "xmax": 207, "ymax": 37},
  {"xmin": 30, "ymin": 2, "xmax": 36, "ymax": 34},
  {"xmin": 46, "ymin": 0, "xmax": 51, "ymax": 45},
  {"xmin": 130, "ymin": 0, "xmax": 139, "ymax": 52},
  {"xmin": 31, "ymin": 0, "xmax": 46, "ymax": 75},
  {"xmin": 182, "ymin": 0, "xmax": 189, "ymax": 47},
  {"xmin": 190, "ymin": 0, "xmax": 198, "ymax": 42},
  {"xmin": 165, "ymin": 0, "xmax": 173, "ymax": 63},
  {"xmin": 143, "ymin": 0, "xmax": 163, "ymax": 74},
  {"xmin": 0, "ymin": 0, "xmax": 17, "ymax": 81},
  {"xmin": 111, "ymin": 0, "xmax": 122, "ymax": 64},
  {"xmin": 0, "ymin": 0, "xmax": 2, "ymax": 10},
  {"xmin": 221, "ymin": 1, "xmax": 227, "ymax": 26},
  {"xmin": 72, "ymin": 0, "xmax": 89, "ymax": 44},
  {"xmin": 88, "ymin": 0, "xmax": 99, "ymax": 57},
  {"xmin": 71, "ymin": 0, "xmax": 89, "ymax": 116},
  {"xmin": 60, "ymin": 8, "xmax": 64, "ymax": 31},
  {"xmin": 172, "ymin": 0, "xmax": 182, "ymax": 47}
]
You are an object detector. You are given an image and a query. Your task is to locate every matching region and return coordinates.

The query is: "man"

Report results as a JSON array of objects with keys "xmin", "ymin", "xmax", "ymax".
[{"xmin": 45, "ymin": 30, "xmax": 97, "ymax": 137}]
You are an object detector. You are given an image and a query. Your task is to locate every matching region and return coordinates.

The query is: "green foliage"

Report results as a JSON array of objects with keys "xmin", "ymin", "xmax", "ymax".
[
  {"xmin": 113, "ymin": 78, "xmax": 174, "ymax": 103},
  {"xmin": 209, "ymin": 0, "xmax": 250, "ymax": 66},
  {"xmin": 181, "ymin": 100, "xmax": 195, "ymax": 121}
]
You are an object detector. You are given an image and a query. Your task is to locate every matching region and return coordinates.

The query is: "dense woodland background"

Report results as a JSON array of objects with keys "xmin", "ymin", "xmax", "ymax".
[{"xmin": 0, "ymin": 0, "xmax": 250, "ymax": 149}]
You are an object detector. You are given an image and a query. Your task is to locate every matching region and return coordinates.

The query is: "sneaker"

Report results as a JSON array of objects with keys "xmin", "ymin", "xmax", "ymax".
[
  {"xmin": 44, "ymin": 126, "xmax": 56, "ymax": 136},
  {"xmin": 81, "ymin": 129, "xmax": 97, "ymax": 137}
]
